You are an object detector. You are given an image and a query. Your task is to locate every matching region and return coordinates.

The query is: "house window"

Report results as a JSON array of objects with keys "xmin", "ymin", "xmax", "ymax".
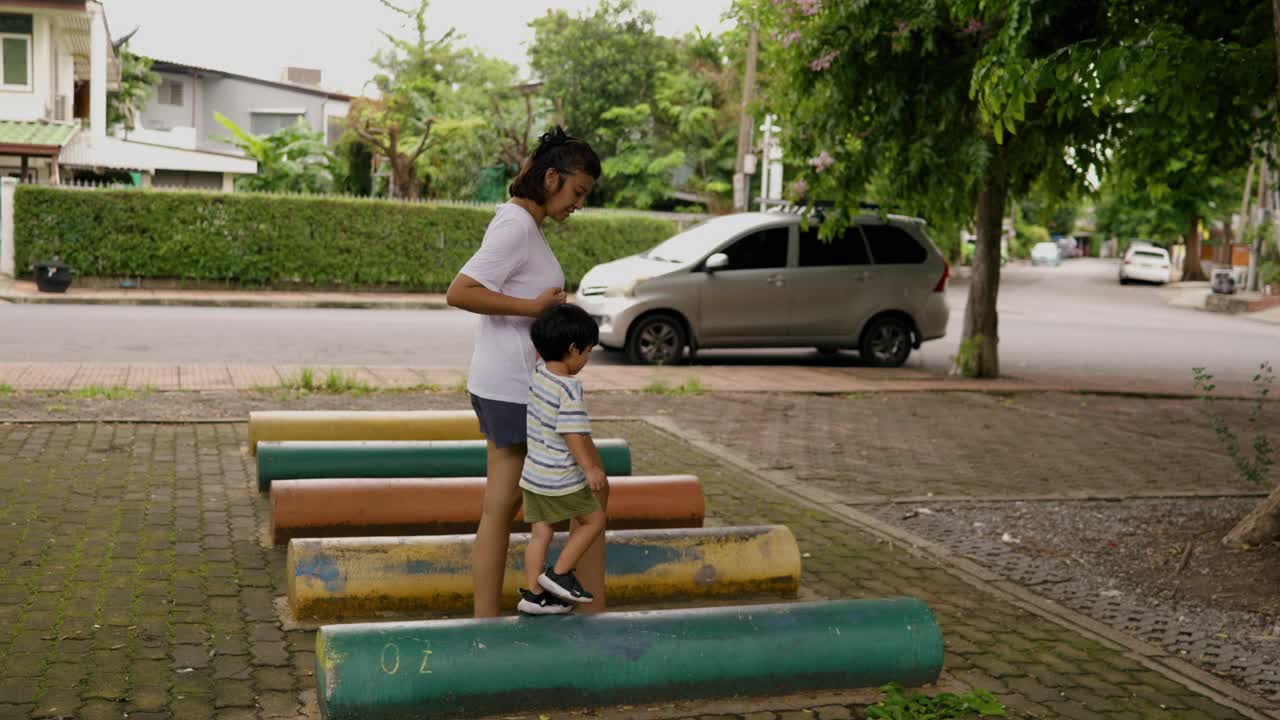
[
  {"xmin": 250, "ymin": 112, "xmax": 305, "ymax": 135},
  {"xmin": 0, "ymin": 33, "xmax": 32, "ymax": 90},
  {"xmin": 157, "ymin": 79, "xmax": 184, "ymax": 106}
]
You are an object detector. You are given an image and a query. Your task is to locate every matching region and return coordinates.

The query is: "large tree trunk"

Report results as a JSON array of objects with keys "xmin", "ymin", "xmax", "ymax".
[
  {"xmin": 1224, "ymin": 483, "xmax": 1280, "ymax": 546},
  {"xmin": 956, "ymin": 147, "xmax": 1007, "ymax": 378},
  {"xmin": 1181, "ymin": 214, "xmax": 1206, "ymax": 281}
]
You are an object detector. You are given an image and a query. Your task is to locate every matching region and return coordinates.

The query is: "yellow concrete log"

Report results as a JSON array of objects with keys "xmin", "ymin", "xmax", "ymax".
[
  {"xmin": 288, "ymin": 525, "xmax": 800, "ymax": 620},
  {"xmin": 247, "ymin": 410, "xmax": 482, "ymax": 455}
]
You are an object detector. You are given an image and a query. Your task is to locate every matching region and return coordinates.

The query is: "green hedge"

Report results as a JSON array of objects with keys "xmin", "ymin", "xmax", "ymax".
[{"xmin": 15, "ymin": 187, "xmax": 677, "ymax": 291}]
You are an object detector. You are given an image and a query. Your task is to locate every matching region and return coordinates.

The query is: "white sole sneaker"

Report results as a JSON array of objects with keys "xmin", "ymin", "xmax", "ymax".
[{"xmin": 517, "ymin": 597, "xmax": 572, "ymax": 615}]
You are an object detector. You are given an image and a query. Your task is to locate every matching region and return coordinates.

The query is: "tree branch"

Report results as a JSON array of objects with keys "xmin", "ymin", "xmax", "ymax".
[{"xmin": 407, "ymin": 117, "xmax": 436, "ymax": 163}]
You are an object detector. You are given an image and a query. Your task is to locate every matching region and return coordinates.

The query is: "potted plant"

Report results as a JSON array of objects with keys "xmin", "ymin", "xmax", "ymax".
[{"xmin": 33, "ymin": 256, "xmax": 74, "ymax": 293}]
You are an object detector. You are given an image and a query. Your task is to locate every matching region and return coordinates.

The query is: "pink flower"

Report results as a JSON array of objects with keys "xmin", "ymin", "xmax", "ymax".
[
  {"xmin": 782, "ymin": 30, "xmax": 802, "ymax": 47},
  {"xmin": 791, "ymin": 179, "xmax": 808, "ymax": 199},
  {"xmin": 809, "ymin": 50, "xmax": 839, "ymax": 71},
  {"xmin": 896, "ymin": 20, "xmax": 910, "ymax": 34},
  {"xmin": 808, "ymin": 151, "xmax": 834, "ymax": 172},
  {"xmin": 797, "ymin": 0, "xmax": 821, "ymax": 16},
  {"xmin": 963, "ymin": 18, "xmax": 983, "ymax": 34}
]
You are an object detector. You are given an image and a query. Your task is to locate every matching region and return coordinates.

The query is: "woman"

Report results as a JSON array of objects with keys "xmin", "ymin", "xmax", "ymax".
[{"xmin": 446, "ymin": 127, "xmax": 606, "ymax": 617}]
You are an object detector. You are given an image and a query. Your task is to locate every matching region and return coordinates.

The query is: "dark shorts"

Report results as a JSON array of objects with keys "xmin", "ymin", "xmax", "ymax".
[{"xmin": 470, "ymin": 393, "xmax": 527, "ymax": 449}]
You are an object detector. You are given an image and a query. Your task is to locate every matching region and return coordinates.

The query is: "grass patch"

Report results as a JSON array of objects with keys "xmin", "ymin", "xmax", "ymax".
[
  {"xmin": 68, "ymin": 384, "xmax": 148, "ymax": 400},
  {"xmin": 642, "ymin": 376, "xmax": 706, "ymax": 397},
  {"xmin": 449, "ymin": 374, "xmax": 468, "ymax": 394},
  {"xmin": 46, "ymin": 404, "xmax": 68, "ymax": 412},
  {"xmin": 0, "ymin": 383, "xmax": 14, "ymax": 395},
  {"xmin": 844, "ymin": 391, "xmax": 867, "ymax": 400},
  {"xmin": 278, "ymin": 367, "xmax": 372, "ymax": 396}
]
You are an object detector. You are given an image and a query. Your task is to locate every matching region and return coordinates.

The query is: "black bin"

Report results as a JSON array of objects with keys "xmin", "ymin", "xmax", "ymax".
[{"xmin": 33, "ymin": 259, "xmax": 74, "ymax": 293}]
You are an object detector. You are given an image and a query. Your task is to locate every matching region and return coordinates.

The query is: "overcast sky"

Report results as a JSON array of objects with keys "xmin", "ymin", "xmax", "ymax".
[{"xmin": 101, "ymin": 0, "xmax": 737, "ymax": 95}]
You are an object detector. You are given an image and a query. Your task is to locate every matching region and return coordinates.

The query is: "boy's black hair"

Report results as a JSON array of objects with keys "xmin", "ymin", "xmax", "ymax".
[{"xmin": 530, "ymin": 304, "xmax": 600, "ymax": 362}]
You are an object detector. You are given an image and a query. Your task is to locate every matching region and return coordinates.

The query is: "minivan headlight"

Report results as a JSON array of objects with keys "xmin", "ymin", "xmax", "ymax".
[{"xmin": 604, "ymin": 277, "xmax": 650, "ymax": 298}]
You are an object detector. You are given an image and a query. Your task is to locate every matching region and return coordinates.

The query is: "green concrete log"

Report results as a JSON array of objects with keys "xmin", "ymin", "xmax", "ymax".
[
  {"xmin": 315, "ymin": 598, "xmax": 943, "ymax": 720},
  {"xmin": 256, "ymin": 439, "xmax": 632, "ymax": 491}
]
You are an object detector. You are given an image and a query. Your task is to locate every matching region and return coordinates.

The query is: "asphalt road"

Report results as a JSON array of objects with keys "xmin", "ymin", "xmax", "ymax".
[{"xmin": 1, "ymin": 258, "xmax": 1275, "ymax": 388}]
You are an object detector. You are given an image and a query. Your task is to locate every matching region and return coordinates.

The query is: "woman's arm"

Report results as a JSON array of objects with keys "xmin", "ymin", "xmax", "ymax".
[{"xmin": 446, "ymin": 274, "xmax": 564, "ymax": 317}]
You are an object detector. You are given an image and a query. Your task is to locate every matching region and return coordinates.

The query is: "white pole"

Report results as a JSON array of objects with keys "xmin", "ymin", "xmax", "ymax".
[
  {"xmin": 89, "ymin": 2, "xmax": 108, "ymax": 139},
  {"xmin": 758, "ymin": 115, "xmax": 773, "ymax": 212},
  {"xmin": 0, "ymin": 177, "xmax": 16, "ymax": 279}
]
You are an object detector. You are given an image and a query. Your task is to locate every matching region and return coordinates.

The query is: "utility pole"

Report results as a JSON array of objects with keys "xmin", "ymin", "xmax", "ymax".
[{"xmin": 733, "ymin": 25, "xmax": 758, "ymax": 213}]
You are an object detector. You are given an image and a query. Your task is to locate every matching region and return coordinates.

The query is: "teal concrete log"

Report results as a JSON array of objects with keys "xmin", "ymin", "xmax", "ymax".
[
  {"xmin": 256, "ymin": 439, "xmax": 632, "ymax": 491},
  {"xmin": 315, "ymin": 598, "xmax": 943, "ymax": 720}
]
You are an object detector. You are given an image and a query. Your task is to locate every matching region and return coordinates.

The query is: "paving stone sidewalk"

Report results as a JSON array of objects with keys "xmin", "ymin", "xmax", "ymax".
[{"xmin": 1, "ymin": 413, "xmax": 1276, "ymax": 720}]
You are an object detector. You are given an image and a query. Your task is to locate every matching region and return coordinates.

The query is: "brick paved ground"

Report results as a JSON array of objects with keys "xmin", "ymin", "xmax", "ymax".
[{"xmin": 1, "ymin": 412, "xmax": 1275, "ymax": 719}]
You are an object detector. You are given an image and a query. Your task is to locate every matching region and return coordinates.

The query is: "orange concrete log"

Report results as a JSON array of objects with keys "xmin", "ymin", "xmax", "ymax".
[{"xmin": 270, "ymin": 475, "xmax": 704, "ymax": 544}]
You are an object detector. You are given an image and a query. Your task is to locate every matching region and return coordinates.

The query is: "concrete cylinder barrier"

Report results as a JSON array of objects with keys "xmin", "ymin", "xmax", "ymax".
[
  {"xmin": 314, "ymin": 598, "xmax": 944, "ymax": 720},
  {"xmin": 247, "ymin": 410, "xmax": 483, "ymax": 456},
  {"xmin": 256, "ymin": 438, "xmax": 632, "ymax": 491},
  {"xmin": 271, "ymin": 475, "xmax": 704, "ymax": 544},
  {"xmin": 289, "ymin": 525, "xmax": 800, "ymax": 620}
]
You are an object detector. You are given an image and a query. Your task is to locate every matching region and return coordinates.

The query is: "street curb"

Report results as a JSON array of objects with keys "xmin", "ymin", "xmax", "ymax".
[
  {"xmin": 637, "ymin": 415, "xmax": 1280, "ymax": 720},
  {"xmin": 0, "ymin": 294, "xmax": 450, "ymax": 310}
]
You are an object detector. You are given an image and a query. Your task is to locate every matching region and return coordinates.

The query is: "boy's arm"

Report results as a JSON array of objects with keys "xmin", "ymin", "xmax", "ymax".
[{"xmin": 563, "ymin": 433, "xmax": 607, "ymax": 490}]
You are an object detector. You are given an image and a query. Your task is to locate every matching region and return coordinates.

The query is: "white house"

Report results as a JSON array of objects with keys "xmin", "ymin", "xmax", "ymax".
[{"xmin": 0, "ymin": 0, "xmax": 255, "ymax": 190}]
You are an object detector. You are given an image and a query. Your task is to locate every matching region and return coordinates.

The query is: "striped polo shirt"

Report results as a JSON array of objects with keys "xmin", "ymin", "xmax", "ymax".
[{"xmin": 519, "ymin": 364, "xmax": 592, "ymax": 496}]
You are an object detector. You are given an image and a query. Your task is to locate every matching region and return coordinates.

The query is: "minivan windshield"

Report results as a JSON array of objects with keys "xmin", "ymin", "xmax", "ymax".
[{"xmin": 645, "ymin": 215, "xmax": 776, "ymax": 264}]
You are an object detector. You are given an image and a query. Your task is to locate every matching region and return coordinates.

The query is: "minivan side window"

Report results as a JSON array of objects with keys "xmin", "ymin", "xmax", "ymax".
[
  {"xmin": 862, "ymin": 224, "xmax": 928, "ymax": 264},
  {"xmin": 718, "ymin": 227, "xmax": 789, "ymax": 270},
  {"xmin": 798, "ymin": 225, "xmax": 870, "ymax": 267}
]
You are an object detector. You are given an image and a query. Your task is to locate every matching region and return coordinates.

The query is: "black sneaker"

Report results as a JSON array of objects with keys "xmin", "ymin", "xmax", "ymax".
[
  {"xmin": 538, "ymin": 567, "xmax": 593, "ymax": 603},
  {"xmin": 516, "ymin": 588, "xmax": 573, "ymax": 616}
]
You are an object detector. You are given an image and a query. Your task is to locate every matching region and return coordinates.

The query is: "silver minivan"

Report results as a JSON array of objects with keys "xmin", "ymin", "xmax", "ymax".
[{"xmin": 575, "ymin": 208, "xmax": 951, "ymax": 366}]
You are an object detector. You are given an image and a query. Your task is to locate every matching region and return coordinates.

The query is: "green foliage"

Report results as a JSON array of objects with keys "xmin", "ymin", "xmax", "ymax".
[
  {"xmin": 1193, "ymin": 364, "xmax": 1275, "ymax": 486},
  {"xmin": 68, "ymin": 385, "xmax": 148, "ymax": 401},
  {"xmin": 108, "ymin": 44, "xmax": 159, "ymax": 131},
  {"xmin": 868, "ymin": 683, "xmax": 1006, "ymax": 719},
  {"xmin": 214, "ymin": 113, "xmax": 335, "ymax": 194},
  {"xmin": 332, "ymin": 131, "xmax": 374, "ymax": 196},
  {"xmin": 952, "ymin": 334, "xmax": 985, "ymax": 378},
  {"xmin": 1260, "ymin": 261, "xmax": 1280, "ymax": 288},
  {"xmin": 1012, "ymin": 222, "xmax": 1049, "ymax": 258},
  {"xmin": 642, "ymin": 376, "xmax": 705, "ymax": 397},
  {"xmin": 0, "ymin": 383, "xmax": 14, "ymax": 395},
  {"xmin": 13, "ymin": 186, "xmax": 675, "ymax": 290}
]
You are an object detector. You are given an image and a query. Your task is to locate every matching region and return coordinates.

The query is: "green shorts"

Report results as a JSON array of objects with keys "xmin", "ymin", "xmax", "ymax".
[{"xmin": 522, "ymin": 486, "xmax": 600, "ymax": 525}]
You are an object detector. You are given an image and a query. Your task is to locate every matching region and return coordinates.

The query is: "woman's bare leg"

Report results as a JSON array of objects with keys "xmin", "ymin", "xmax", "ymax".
[
  {"xmin": 571, "ymin": 483, "xmax": 609, "ymax": 614},
  {"xmin": 472, "ymin": 441, "xmax": 526, "ymax": 617}
]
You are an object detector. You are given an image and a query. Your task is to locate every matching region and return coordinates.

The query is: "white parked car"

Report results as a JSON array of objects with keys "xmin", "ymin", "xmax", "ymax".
[
  {"xmin": 1030, "ymin": 241, "xmax": 1062, "ymax": 266},
  {"xmin": 575, "ymin": 208, "xmax": 951, "ymax": 367},
  {"xmin": 1119, "ymin": 246, "xmax": 1173, "ymax": 285}
]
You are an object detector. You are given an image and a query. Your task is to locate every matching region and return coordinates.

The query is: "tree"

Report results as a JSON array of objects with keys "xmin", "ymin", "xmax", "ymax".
[
  {"xmin": 529, "ymin": 0, "xmax": 675, "ymax": 145},
  {"xmin": 742, "ymin": 0, "xmax": 1115, "ymax": 378},
  {"xmin": 214, "ymin": 113, "xmax": 334, "ymax": 194},
  {"xmin": 108, "ymin": 43, "xmax": 159, "ymax": 132},
  {"xmin": 1085, "ymin": 3, "xmax": 1274, "ymax": 280}
]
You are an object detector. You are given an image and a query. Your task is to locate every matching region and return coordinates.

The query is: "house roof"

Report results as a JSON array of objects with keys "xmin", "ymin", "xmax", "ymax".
[
  {"xmin": 60, "ymin": 134, "xmax": 257, "ymax": 174},
  {"xmin": 150, "ymin": 59, "xmax": 355, "ymax": 101},
  {"xmin": 0, "ymin": 120, "xmax": 80, "ymax": 150}
]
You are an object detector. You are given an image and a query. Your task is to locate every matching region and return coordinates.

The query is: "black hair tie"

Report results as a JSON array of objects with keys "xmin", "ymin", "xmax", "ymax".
[{"xmin": 534, "ymin": 126, "xmax": 571, "ymax": 155}]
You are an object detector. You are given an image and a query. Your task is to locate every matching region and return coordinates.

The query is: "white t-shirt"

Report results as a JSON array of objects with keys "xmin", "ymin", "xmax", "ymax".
[{"xmin": 460, "ymin": 203, "xmax": 565, "ymax": 404}]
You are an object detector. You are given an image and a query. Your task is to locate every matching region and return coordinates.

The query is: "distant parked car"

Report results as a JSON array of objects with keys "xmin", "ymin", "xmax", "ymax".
[
  {"xmin": 575, "ymin": 208, "xmax": 951, "ymax": 367},
  {"xmin": 1055, "ymin": 236, "xmax": 1079, "ymax": 258},
  {"xmin": 1030, "ymin": 242, "xmax": 1062, "ymax": 267},
  {"xmin": 1119, "ymin": 246, "xmax": 1173, "ymax": 285}
]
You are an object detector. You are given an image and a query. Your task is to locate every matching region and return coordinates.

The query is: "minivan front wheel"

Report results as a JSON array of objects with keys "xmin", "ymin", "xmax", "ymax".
[
  {"xmin": 860, "ymin": 316, "xmax": 913, "ymax": 367},
  {"xmin": 626, "ymin": 314, "xmax": 687, "ymax": 365}
]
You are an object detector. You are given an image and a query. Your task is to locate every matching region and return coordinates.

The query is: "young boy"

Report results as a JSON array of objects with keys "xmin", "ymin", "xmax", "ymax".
[{"xmin": 516, "ymin": 303, "xmax": 609, "ymax": 616}]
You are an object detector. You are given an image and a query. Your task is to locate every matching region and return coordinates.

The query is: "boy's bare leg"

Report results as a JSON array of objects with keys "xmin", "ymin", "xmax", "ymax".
[
  {"xmin": 525, "ymin": 522, "xmax": 553, "ymax": 591},
  {"xmin": 568, "ymin": 485, "xmax": 609, "ymax": 613},
  {"xmin": 553, "ymin": 508, "xmax": 606, "ymax": 573},
  {"xmin": 472, "ymin": 441, "xmax": 526, "ymax": 617}
]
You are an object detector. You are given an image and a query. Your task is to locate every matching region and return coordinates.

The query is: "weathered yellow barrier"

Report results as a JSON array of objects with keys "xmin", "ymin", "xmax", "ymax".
[
  {"xmin": 247, "ymin": 410, "xmax": 482, "ymax": 455},
  {"xmin": 288, "ymin": 525, "xmax": 800, "ymax": 620}
]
